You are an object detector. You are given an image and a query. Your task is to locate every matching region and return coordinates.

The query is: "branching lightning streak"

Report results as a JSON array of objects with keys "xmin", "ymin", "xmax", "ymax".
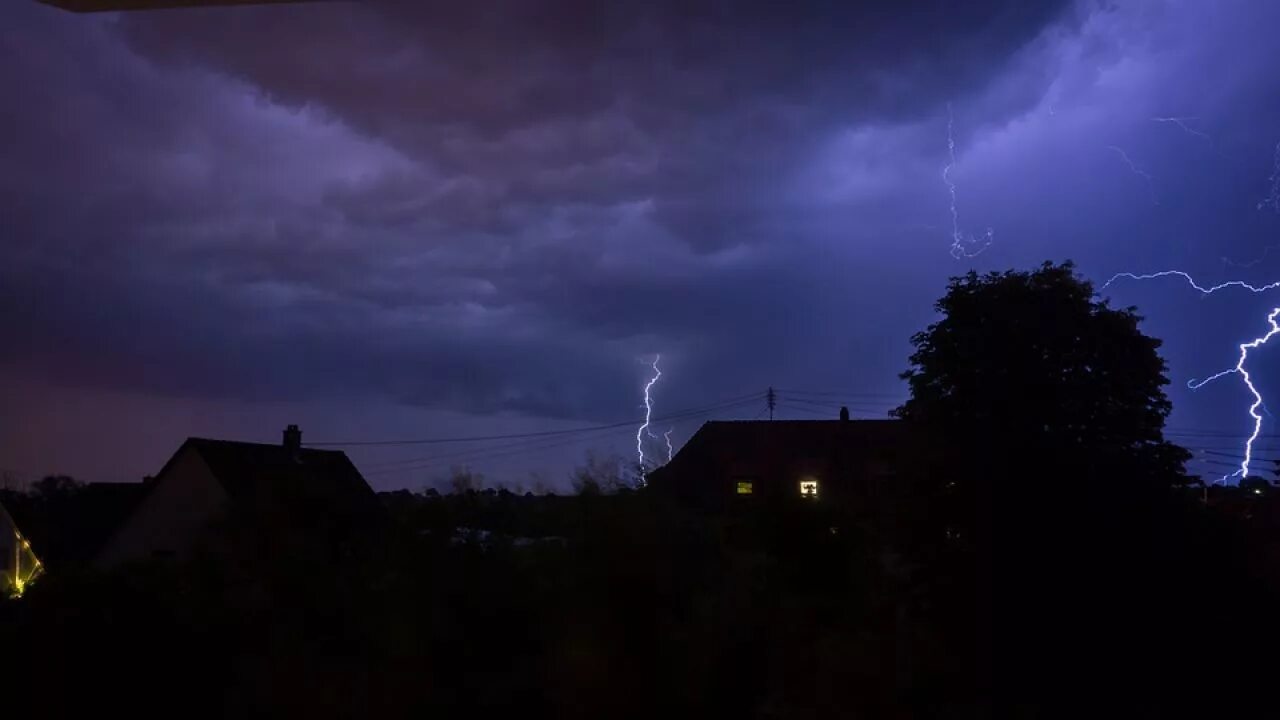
[
  {"xmin": 943, "ymin": 104, "xmax": 993, "ymax": 259},
  {"xmin": 1259, "ymin": 139, "xmax": 1280, "ymax": 213},
  {"xmin": 1105, "ymin": 270, "xmax": 1280, "ymax": 483},
  {"xmin": 636, "ymin": 354, "xmax": 661, "ymax": 475},
  {"xmin": 1106, "ymin": 145, "xmax": 1158, "ymax": 205},
  {"xmin": 1151, "ymin": 116, "xmax": 1212, "ymax": 142},
  {"xmin": 1102, "ymin": 270, "xmax": 1280, "ymax": 295},
  {"xmin": 645, "ymin": 425, "xmax": 672, "ymax": 463},
  {"xmin": 1186, "ymin": 308, "xmax": 1280, "ymax": 483}
]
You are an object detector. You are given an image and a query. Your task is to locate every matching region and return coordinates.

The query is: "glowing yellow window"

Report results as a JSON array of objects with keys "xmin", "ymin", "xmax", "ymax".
[
  {"xmin": 799, "ymin": 479, "xmax": 819, "ymax": 499},
  {"xmin": 736, "ymin": 481, "xmax": 754, "ymax": 495}
]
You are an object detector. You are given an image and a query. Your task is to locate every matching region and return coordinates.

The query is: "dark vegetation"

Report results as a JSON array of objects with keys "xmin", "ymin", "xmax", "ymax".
[{"xmin": 4, "ymin": 262, "xmax": 1279, "ymax": 717}]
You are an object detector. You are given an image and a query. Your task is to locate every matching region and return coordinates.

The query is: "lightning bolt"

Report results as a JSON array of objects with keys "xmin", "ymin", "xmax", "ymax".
[
  {"xmin": 636, "ymin": 354, "xmax": 662, "ymax": 476},
  {"xmin": 1106, "ymin": 145, "xmax": 1159, "ymax": 205},
  {"xmin": 1102, "ymin": 270, "xmax": 1280, "ymax": 295},
  {"xmin": 1151, "ymin": 116, "xmax": 1212, "ymax": 142},
  {"xmin": 1186, "ymin": 307, "xmax": 1280, "ymax": 483},
  {"xmin": 1105, "ymin": 270, "xmax": 1280, "ymax": 484},
  {"xmin": 943, "ymin": 103, "xmax": 994, "ymax": 259},
  {"xmin": 644, "ymin": 425, "xmax": 675, "ymax": 464},
  {"xmin": 1259, "ymin": 139, "xmax": 1280, "ymax": 213}
]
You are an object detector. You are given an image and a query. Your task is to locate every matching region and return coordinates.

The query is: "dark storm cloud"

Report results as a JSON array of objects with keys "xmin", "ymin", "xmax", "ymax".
[
  {"xmin": 117, "ymin": 0, "xmax": 1073, "ymax": 253},
  {"xmin": 2, "ymin": 0, "xmax": 1073, "ymax": 423},
  {"xmin": 13, "ymin": 0, "xmax": 1280, "ymax": 489}
]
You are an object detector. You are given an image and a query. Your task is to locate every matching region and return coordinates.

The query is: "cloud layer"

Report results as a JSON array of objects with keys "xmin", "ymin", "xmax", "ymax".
[{"xmin": 5, "ymin": 0, "xmax": 1280, "ymax": 486}]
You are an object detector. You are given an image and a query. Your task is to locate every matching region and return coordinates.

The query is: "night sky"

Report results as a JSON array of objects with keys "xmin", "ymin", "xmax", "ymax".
[{"xmin": 4, "ymin": 0, "xmax": 1280, "ymax": 490}]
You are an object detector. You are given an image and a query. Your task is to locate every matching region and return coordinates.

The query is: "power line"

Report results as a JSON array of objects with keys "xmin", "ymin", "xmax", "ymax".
[
  {"xmin": 362, "ymin": 421, "xmax": 634, "ymax": 477},
  {"xmin": 773, "ymin": 388, "xmax": 907, "ymax": 399},
  {"xmin": 310, "ymin": 391, "xmax": 765, "ymax": 448},
  {"xmin": 778, "ymin": 396, "xmax": 898, "ymax": 414},
  {"xmin": 1166, "ymin": 429, "xmax": 1280, "ymax": 439},
  {"xmin": 1193, "ymin": 449, "xmax": 1280, "ymax": 462},
  {"xmin": 360, "ymin": 396, "xmax": 764, "ymax": 476},
  {"xmin": 773, "ymin": 402, "xmax": 881, "ymax": 420}
]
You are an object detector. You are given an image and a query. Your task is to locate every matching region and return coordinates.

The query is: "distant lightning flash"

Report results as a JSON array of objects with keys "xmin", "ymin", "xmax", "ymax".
[
  {"xmin": 1151, "ymin": 116, "xmax": 1212, "ymax": 143},
  {"xmin": 1187, "ymin": 308, "xmax": 1280, "ymax": 483},
  {"xmin": 1259, "ymin": 139, "xmax": 1280, "ymax": 213},
  {"xmin": 1222, "ymin": 245, "xmax": 1280, "ymax": 270},
  {"xmin": 1105, "ymin": 270, "xmax": 1280, "ymax": 484},
  {"xmin": 943, "ymin": 104, "xmax": 994, "ymax": 259},
  {"xmin": 1106, "ymin": 145, "xmax": 1159, "ymax": 205},
  {"xmin": 636, "ymin": 355, "xmax": 662, "ymax": 475},
  {"xmin": 1223, "ymin": 140, "xmax": 1280, "ymax": 267}
]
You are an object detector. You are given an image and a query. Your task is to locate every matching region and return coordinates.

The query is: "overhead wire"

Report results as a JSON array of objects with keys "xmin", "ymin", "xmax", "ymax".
[
  {"xmin": 311, "ymin": 391, "xmax": 765, "ymax": 448},
  {"xmin": 361, "ymin": 395, "xmax": 765, "ymax": 477}
]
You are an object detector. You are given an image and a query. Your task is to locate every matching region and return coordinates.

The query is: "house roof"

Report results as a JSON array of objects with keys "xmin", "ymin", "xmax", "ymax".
[
  {"xmin": 684, "ymin": 419, "xmax": 904, "ymax": 452},
  {"xmin": 646, "ymin": 419, "xmax": 908, "ymax": 488},
  {"xmin": 165, "ymin": 438, "xmax": 382, "ymax": 521}
]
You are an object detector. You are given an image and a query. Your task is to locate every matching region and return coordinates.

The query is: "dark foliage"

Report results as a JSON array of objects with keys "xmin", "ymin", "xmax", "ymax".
[{"xmin": 892, "ymin": 261, "xmax": 1279, "ymax": 716}]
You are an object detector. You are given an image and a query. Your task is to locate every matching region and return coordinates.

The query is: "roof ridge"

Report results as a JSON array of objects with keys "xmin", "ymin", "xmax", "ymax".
[{"xmin": 186, "ymin": 437, "xmax": 344, "ymax": 452}]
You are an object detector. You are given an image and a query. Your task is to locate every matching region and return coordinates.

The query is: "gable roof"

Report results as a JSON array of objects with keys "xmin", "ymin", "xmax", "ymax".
[
  {"xmin": 647, "ymin": 419, "xmax": 907, "ymax": 487},
  {"xmin": 685, "ymin": 419, "xmax": 903, "ymax": 454},
  {"xmin": 160, "ymin": 438, "xmax": 381, "ymax": 521},
  {"xmin": 670, "ymin": 418, "xmax": 903, "ymax": 461}
]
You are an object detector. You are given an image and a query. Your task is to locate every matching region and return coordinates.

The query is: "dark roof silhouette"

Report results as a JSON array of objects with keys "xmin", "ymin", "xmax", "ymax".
[
  {"xmin": 174, "ymin": 438, "xmax": 371, "ymax": 500},
  {"xmin": 652, "ymin": 419, "xmax": 904, "ymax": 472},
  {"xmin": 156, "ymin": 438, "xmax": 382, "ymax": 525},
  {"xmin": 681, "ymin": 419, "xmax": 902, "ymax": 454},
  {"xmin": 646, "ymin": 419, "xmax": 908, "ymax": 506}
]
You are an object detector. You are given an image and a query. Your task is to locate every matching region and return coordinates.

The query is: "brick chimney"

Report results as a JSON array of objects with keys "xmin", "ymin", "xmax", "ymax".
[
  {"xmin": 283, "ymin": 424, "xmax": 302, "ymax": 458},
  {"xmin": 839, "ymin": 406, "xmax": 850, "ymax": 422}
]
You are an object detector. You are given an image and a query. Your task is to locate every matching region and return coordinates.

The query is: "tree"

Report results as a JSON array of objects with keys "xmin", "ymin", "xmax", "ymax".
[
  {"xmin": 892, "ymin": 262, "xmax": 1199, "ymax": 709},
  {"xmin": 31, "ymin": 474, "xmax": 82, "ymax": 501},
  {"xmin": 446, "ymin": 466, "xmax": 484, "ymax": 495},
  {"xmin": 570, "ymin": 452, "xmax": 631, "ymax": 495},
  {"xmin": 895, "ymin": 261, "xmax": 1189, "ymax": 490}
]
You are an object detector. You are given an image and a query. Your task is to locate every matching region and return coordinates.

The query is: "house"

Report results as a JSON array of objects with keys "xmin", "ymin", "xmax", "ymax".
[
  {"xmin": 645, "ymin": 408, "xmax": 908, "ymax": 512},
  {"xmin": 98, "ymin": 425, "xmax": 381, "ymax": 568}
]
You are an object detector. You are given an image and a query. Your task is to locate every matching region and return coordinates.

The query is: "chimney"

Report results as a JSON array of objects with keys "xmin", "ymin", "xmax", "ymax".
[
  {"xmin": 839, "ymin": 406, "xmax": 850, "ymax": 422},
  {"xmin": 283, "ymin": 424, "xmax": 302, "ymax": 458}
]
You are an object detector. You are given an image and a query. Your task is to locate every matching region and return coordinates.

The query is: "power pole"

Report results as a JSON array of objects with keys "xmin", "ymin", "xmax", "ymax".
[{"xmin": 767, "ymin": 387, "xmax": 776, "ymax": 421}]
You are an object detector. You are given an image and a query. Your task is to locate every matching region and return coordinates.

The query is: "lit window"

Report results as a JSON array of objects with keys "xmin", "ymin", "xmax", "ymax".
[
  {"xmin": 736, "ymin": 481, "xmax": 753, "ymax": 495},
  {"xmin": 799, "ymin": 479, "xmax": 819, "ymax": 499}
]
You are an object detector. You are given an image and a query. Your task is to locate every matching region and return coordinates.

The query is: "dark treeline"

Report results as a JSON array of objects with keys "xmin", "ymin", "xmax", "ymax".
[{"xmin": 4, "ymin": 262, "xmax": 1280, "ymax": 717}]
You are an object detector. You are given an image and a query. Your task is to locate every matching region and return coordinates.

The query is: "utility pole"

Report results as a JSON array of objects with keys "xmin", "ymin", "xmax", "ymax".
[{"xmin": 767, "ymin": 387, "xmax": 776, "ymax": 421}]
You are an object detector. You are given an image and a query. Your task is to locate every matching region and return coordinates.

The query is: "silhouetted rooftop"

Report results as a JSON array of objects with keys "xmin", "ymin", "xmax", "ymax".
[{"xmin": 173, "ymin": 437, "xmax": 374, "ymax": 505}]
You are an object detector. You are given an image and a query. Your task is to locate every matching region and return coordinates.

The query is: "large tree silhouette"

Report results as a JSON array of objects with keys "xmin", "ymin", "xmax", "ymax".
[
  {"xmin": 895, "ymin": 261, "xmax": 1188, "ymax": 491},
  {"xmin": 893, "ymin": 262, "xmax": 1203, "ymax": 711}
]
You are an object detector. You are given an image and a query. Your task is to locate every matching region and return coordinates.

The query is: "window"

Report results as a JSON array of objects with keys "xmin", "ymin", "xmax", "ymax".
[
  {"xmin": 799, "ymin": 478, "xmax": 819, "ymax": 499},
  {"xmin": 736, "ymin": 481, "xmax": 754, "ymax": 495}
]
